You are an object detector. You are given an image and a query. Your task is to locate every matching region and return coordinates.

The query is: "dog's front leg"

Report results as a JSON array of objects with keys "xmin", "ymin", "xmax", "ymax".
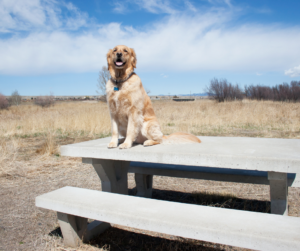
[
  {"xmin": 119, "ymin": 111, "xmax": 141, "ymax": 149},
  {"xmin": 108, "ymin": 117, "xmax": 119, "ymax": 148}
]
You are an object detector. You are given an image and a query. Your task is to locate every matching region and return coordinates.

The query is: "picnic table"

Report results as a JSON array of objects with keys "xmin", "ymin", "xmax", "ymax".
[
  {"xmin": 36, "ymin": 136, "xmax": 300, "ymax": 250},
  {"xmin": 61, "ymin": 136, "xmax": 300, "ymax": 214}
]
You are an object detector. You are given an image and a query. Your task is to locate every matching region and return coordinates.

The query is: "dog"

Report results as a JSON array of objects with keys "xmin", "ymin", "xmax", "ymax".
[{"xmin": 106, "ymin": 45, "xmax": 201, "ymax": 149}]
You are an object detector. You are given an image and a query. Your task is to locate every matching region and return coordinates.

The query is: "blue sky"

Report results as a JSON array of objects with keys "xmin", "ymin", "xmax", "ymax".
[{"xmin": 0, "ymin": 0, "xmax": 300, "ymax": 96}]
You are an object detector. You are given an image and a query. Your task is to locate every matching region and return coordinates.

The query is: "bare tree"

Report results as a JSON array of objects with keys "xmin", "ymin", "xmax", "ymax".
[
  {"xmin": 245, "ymin": 81, "xmax": 300, "ymax": 102},
  {"xmin": 34, "ymin": 95, "xmax": 55, "ymax": 108},
  {"xmin": 0, "ymin": 93, "xmax": 9, "ymax": 110},
  {"xmin": 245, "ymin": 85, "xmax": 274, "ymax": 100},
  {"xmin": 290, "ymin": 81, "xmax": 300, "ymax": 102},
  {"xmin": 145, "ymin": 87, "xmax": 151, "ymax": 95},
  {"xmin": 9, "ymin": 90, "xmax": 21, "ymax": 106},
  {"xmin": 97, "ymin": 66, "xmax": 110, "ymax": 101},
  {"xmin": 206, "ymin": 78, "xmax": 243, "ymax": 102}
]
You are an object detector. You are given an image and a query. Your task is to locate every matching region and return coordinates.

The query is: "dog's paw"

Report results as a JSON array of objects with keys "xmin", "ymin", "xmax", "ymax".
[
  {"xmin": 143, "ymin": 140, "xmax": 154, "ymax": 146},
  {"xmin": 119, "ymin": 142, "xmax": 132, "ymax": 149},
  {"xmin": 143, "ymin": 140, "xmax": 160, "ymax": 146},
  {"xmin": 107, "ymin": 141, "xmax": 118, "ymax": 148}
]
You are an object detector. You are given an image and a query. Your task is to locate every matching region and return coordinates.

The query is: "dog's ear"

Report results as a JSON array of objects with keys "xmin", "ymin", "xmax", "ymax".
[
  {"xmin": 130, "ymin": 48, "xmax": 137, "ymax": 69},
  {"xmin": 106, "ymin": 49, "xmax": 113, "ymax": 70}
]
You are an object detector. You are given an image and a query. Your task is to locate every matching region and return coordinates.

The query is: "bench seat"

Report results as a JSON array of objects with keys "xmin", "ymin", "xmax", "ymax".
[{"xmin": 36, "ymin": 186, "xmax": 300, "ymax": 251}]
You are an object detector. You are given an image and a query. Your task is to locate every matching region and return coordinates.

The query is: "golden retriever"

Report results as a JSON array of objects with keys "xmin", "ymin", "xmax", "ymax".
[{"xmin": 106, "ymin": 45, "xmax": 201, "ymax": 149}]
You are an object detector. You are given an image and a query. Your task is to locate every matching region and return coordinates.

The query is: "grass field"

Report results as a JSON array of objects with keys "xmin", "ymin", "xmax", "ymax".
[
  {"xmin": 0, "ymin": 100, "xmax": 300, "ymax": 250},
  {"xmin": 1, "ymin": 99, "xmax": 300, "ymax": 138}
]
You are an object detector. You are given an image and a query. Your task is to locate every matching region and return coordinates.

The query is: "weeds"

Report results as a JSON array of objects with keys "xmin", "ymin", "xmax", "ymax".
[
  {"xmin": 167, "ymin": 123, "xmax": 175, "ymax": 126},
  {"xmin": 35, "ymin": 131, "xmax": 58, "ymax": 156}
]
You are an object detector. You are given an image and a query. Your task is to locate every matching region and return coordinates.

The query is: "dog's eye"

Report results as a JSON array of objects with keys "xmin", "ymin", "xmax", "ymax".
[
  {"xmin": 124, "ymin": 49, "xmax": 128, "ymax": 53},
  {"xmin": 113, "ymin": 49, "xmax": 117, "ymax": 52}
]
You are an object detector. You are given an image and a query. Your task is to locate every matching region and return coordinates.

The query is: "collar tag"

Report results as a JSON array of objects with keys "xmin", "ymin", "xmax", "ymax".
[{"xmin": 114, "ymin": 87, "xmax": 119, "ymax": 91}]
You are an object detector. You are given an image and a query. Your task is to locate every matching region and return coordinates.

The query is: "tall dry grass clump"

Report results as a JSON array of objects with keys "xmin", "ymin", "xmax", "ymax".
[
  {"xmin": 35, "ymin": 130, "xmax": 58, "ymax": 156},
  {"xmin": 0, "ymin": 137, "xmax": 25, "ymax": 177}
]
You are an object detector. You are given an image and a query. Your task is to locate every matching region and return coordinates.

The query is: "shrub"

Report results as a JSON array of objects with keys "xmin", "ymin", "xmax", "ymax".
[
  {"xmin": 0, "ymin": 93, "xmax": 9, "ymax": 109},
  {"xmin": 34, "ymin": 95, "xmax": 55, "ymax": 108}
]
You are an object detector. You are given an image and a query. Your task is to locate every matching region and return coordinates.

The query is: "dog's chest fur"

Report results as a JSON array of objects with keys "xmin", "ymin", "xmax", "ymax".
[{"xmin": 106, "ymin": 77, "xmax": 144, "ymax": 126}]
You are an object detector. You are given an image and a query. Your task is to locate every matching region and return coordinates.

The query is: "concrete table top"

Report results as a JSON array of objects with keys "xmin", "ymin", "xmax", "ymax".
[{"xmin": 60, "ymin": 136, "xmax": 300, "ymax": 173}]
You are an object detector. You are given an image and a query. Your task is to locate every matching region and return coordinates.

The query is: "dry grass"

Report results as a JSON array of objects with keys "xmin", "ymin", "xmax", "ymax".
[
  {"xmin": 155, "ymin": 99, "xmax": 300, "ymax": 138},
  {"xmin": 0, "ymin": 137, "xmax": 23, "ymax": 177},
  {"xmin": 1, "ymin": 100, "xmax": 300, "ymax": 251},
  {"xmin": 1, "ymin": 100, "xmax": 300, "ymax": 140},
  {"xmin": 35, "ymin": 131, "xmax": 59, "ymax": 156},
  {"xmin": 0, "ymin": 101, "xmax": 111, "ymax": 138}
]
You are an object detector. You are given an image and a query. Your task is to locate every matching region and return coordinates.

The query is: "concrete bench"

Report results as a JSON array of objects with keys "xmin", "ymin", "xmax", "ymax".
[{"xmin": 36, "ymin": 186, "xmax": 300, "ymax": 250}]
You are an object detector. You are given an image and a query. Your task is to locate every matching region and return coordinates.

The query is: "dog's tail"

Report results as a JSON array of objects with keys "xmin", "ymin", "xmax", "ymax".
[{"xmin": 162, "ymin": 132, "xmax": 201, "ymax": 144}]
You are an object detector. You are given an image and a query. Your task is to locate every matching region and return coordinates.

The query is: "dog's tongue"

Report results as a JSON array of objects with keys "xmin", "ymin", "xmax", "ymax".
[{"xmin": 116, "ymin": 62, "xmax": 123, "ymax": 66}]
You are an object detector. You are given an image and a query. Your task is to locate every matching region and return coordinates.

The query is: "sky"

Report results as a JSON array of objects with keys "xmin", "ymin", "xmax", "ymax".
[{"xmin": 0, "ymin": 0, "xmax": 300, "ymax": 96}]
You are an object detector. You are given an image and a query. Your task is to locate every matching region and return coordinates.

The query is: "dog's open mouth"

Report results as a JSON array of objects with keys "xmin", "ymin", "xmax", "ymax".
[{"xmin": 115, "ymin": 59, "xmax": 126, "ymax": 67}]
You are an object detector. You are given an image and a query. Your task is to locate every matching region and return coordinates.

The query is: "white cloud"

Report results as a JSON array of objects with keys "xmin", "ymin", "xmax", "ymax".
[
  {"xmin": 0, "ymin": 0, "xmax": 47, "ymax": 32},
  {"xmin": 184, "ymin": 0, "xmax": 197, "ymax": 12},
  {"xmin": 113, "ymin": 0, "xmax": 232, "ymax": 14},
  {"xmin": 0, "ymin": 1, "xmax": 300, "ymax": 76},
  {"xmin": 207, "ymin": 0, "xmax": 232, "ymax": 7},
  {"xmin": 134, "ymin": 0, "xmax": 176, "ymax": 14},
  {"xmin": 285, "ymin": 65, "xmax": 300, "ymax": 77},
  {"xmin": 0, "ymin": 0, "xmax": 89, "ymax": 32},
  {"xmin": 112, "ymin": 2, "xmax": 128, "ymax": 13},
  {"xmin": 63, "ymin": 2, "xmax": 88, "ymax": 30},
  {"xmin": 113, "ymin": 0, "xmax": 178, "ymax": 14},
  {"xmin": 223, "ymin": 0, "xmax": 232, "ymax": 7}
]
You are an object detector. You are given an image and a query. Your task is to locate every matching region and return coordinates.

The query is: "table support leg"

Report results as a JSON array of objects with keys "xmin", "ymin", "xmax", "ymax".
[
  {"xmin": 92, "ymin": 159, "xmax": 130, "ymax": 194},
  {"xmin": 58, "ymin": 159, "xmax": 130, "ymax": 247},
  {"xmin": 135, "ymin": 174, "xmax": 153, "ymax": 198},
  {"xmin": 268, "ymin": 172, "xmax": 288, "ymax": 216},
  {"xmin": 57, "ymin": 212, "xmax": 110, "ymax": 247}
]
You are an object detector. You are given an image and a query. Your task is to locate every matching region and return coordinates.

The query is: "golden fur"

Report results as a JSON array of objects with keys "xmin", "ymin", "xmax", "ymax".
[{"xmin": 106, "ymin": 45, "xmax": 200, "ymax": 149}]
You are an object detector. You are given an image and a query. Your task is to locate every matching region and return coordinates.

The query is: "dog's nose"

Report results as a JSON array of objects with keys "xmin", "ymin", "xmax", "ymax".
[{"xmin": 117, "ymin": 52, "xmax": 122, "ymax": 58}]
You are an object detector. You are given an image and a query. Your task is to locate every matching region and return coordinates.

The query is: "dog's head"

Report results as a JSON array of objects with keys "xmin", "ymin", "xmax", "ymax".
[{"xmin": 106, "ymin": 45, "xmax": 136, "ymax": 73}]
